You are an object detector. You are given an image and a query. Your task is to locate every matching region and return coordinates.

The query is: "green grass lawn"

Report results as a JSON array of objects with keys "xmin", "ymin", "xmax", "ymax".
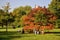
[{"xmin": 0, "ymin": 28, "xmax": 60, "ymax": 40}]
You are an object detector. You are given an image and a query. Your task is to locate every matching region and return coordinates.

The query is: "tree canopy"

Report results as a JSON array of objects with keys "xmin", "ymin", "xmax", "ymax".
[{"xmin": 48, "ymin": 0, "xmax": 60, "ymax": 19}]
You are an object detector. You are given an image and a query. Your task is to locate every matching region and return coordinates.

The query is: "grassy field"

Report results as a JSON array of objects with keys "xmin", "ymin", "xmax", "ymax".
[{"xmin": 0, "ymin": 28, "xmax": 60, "ymax": 40}]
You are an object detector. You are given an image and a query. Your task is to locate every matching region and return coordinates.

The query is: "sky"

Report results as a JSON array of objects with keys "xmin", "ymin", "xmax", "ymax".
[{"xmin": 0, "ymin": 0, "xmax": 51, "ymax": 12}]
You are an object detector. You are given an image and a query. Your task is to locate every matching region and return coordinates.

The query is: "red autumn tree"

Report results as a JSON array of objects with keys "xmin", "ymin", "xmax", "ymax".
[{"xmin": 22, "ymin": 6, "xmax": 57, "ymax": 33}]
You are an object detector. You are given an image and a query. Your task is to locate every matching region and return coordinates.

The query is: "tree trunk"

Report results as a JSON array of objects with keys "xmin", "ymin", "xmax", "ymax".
[
  {"xmin": 6, "ymin": 25, "xmax": 8, "ymax": 32},
  {"xmin": 6, "ymin": 21, "xmax": 8, "ymax": 32},
  {"xmin": 22, "ymin": 29, "xmax": 24, "ymax": 34},
  {"xmin": 2, "ymin": 23, "xmax": 3, "ymax": 28}
]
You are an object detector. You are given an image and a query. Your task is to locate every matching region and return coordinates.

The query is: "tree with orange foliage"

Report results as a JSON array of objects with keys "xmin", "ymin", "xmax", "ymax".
[{"xmin": 22, "ymin": 6, "xmax": 57, "ymax": 34}]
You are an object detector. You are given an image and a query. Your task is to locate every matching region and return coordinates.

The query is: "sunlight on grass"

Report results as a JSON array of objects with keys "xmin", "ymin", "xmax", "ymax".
[
  {"xmin": 0, "ymin": 29, "xmax": 60, "ymax": 40},
  {"xmin": 0, "ymin": 28, "xmax": 22, "ymax": 32},
  {"xmin": 11, "ymin": 34, "xmax": 60, "ymax": 40}
]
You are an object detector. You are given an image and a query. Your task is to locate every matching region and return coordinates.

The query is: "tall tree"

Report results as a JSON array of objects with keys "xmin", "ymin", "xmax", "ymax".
[
  {"xmin": 48, "ymin": 0, "xmax": 60, "ymax": 19},
  {"xmin": 2, "ymin": 2, "xmax": 11, "ymax": 32},
  {"xmin": 48, "ymin": 0, "xmax": 60, "ymax": 28}
]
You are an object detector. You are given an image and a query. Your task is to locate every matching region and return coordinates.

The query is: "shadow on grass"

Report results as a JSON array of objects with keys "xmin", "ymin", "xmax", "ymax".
[
  {"xmin": 0, "ymin": 35, "xmax": 22, "ymax": 40},
  {"xmin": 0, "ymin": 37, "xmax": 10, "ymax": 40},
  {"xmin": 45, "ymin": 32, "xmax": 60, "ymax": 34},
  {"xmin": 45, "ymin": 32, "xmax": 60, "ymax": 36},
  {"xmin": 56, "ymin": 35, "xmax": 60, "ymax": 36},
  {"xmin": 0, "ymin": 31, "xmax": 60, "ymax": 40},
  {"xmin": 0, "ymin": 31, "xmax": 22, "ymax": 40},
  {"xmin": 0, "ymin": 31, "xmax": 32, "ymax": 40}
]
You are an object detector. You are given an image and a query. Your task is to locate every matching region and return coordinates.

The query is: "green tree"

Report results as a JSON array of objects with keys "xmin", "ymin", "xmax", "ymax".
[
  {"xmin": 1, "ymin": 2, "xmax": 13, "ymax": 32},
  {"xmin": 48, "ymin": 0, "xmax": 60, "ymax": 28},
  {"xmin": 34, "ymin": 10, "xmax": 47, "ymax": 26},
  {"xmin": 0, "ymin": 9, "xmax": 5, "ymax": 28},
  {"xmin": 48, "ymin": 0, "xmax": 60, "ymax": 19},
  {"xmin": 12, "ymin": 6, "xmax": 32, "ymax": 26},
  {"xmin": 24, "ymin": 6, "xmax": 32, "ymax": 14}
]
